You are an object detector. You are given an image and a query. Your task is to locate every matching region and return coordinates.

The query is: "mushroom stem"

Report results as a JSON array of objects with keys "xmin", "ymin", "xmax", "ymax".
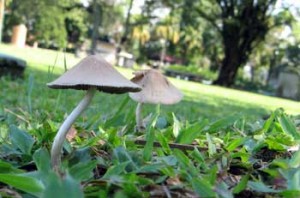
[
  {"xmin": 136, "ymin": 102, "xmax": 144, "ymax": 131},
  {"xmin": 51, "ymin": 88, "xmax": 96, "ymax": 169}
]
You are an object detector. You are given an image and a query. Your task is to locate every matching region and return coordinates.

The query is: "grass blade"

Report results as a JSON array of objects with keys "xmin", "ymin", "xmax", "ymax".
[
  {"xmin": 278, "ymin": 113, "xmax": 300, "ymax": 140},
  {"xmin": 176, "ymin": 119, "xmax": 208, "ymax": 144},
  {"xmin": 9, "ymin": 125, "xmax": 34, "ymax": 155},
  {"xmin": 0, "ymin": 174, "xmax": 44, "ymax": 196},
  {"xmin": 191, "ymin": 177, "xmax": 216, "ymax": 197},
  {"xmin": 207, "ymin": 114, "xmax": 240, "ymax": 133}
]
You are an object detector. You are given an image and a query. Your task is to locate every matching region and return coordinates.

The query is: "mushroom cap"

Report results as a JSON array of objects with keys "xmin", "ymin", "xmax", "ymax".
[
  {"xmin": 47, "ymin": 55, "xmax": 141, "ymax": 94},
  {"xmin": 129, "ymin": 69, "xmax": 183, "ymax": 104}
]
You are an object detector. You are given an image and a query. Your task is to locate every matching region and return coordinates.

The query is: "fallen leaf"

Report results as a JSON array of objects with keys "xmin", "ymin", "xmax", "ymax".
[{"xmin": 66, "ymin": 126, "xmax": 77, "ymax": 141}]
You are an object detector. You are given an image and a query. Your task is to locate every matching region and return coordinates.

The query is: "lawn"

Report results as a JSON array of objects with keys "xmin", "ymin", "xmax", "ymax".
[
  {"xmin": 1, "ymin": 43, "xmax": 300, "ymax": 122},
  {"xmin": 1, "ymin": 44, "xmax": 300, "ymax": 197}
]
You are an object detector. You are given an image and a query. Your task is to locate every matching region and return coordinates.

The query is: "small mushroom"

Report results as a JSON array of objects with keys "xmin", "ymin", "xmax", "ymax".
[
  {"xmin": 47, "ymin": 55, "xmax": 141, "ymax": 169},
  {"xmin": 129, "ymin": 69, "xmax": 183, "ymax": 131}
]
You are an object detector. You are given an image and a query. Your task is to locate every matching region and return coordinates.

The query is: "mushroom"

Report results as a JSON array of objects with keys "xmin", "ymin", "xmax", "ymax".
[
  {"xmin": 129, "ymin": 69, "xmax": 183, "ymax": 131},
  {"xmin": 47, "ymin": 55, "xmax": 141, "ymax": 169}
]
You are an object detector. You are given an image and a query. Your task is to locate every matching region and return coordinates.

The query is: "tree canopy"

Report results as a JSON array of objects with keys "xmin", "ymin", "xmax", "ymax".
[{"xmin": 2, "ymin": 0, "xmax": 298, "ymax": 87}]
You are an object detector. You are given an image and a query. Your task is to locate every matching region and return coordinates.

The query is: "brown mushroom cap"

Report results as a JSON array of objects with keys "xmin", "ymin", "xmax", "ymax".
[
  {"xmin": 129, "ymin": 69, "xmax": 183, "ymax": 104},
  {"xmin": 47, "ymin": 55, "xmax": 141, "ymax": 94}
]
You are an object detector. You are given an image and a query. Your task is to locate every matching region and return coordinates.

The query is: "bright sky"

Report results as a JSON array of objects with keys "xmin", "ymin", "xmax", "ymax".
[
  {"xmin": 80, "ymin": 0, "xmax": 299, "ymax": 23},
  {"xmin": 80, "ymin": 0, "xmax": 300, "ymax": 15},
  {"xmin": 275, "ymin": 0, "xmax": 300, "ymax": 16}
]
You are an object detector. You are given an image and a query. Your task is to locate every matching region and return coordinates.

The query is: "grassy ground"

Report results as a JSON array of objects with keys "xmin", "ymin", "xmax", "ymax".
[
  {"xmin": 1, "ymin": 43, "xmax": 299, "ymax": 123},
  {"xmin": 1, "ymin": 44, "xmax": 300, "ymax": 197}
]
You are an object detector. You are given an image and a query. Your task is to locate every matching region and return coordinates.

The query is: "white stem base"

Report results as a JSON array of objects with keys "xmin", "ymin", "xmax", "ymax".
[
  {"xmin": 51, "ymin": 88, "xmax": 96, "ymax": 169},
  {"xmin": 136, "ymin": 102, "xmax": 144, "ymax": 132}
]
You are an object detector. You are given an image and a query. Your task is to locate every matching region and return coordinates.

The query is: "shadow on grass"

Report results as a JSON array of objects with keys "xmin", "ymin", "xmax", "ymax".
[{"xmin": 0, "ymin": 64, "xmax": 271, "ymax": 130}]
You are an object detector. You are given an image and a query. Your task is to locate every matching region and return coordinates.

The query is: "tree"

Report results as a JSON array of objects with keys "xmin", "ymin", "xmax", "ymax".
[
  {"xmin": 152, "ymin": 0, "xmax": 222, "ymax": 67},
  {"xmin": 196, "ymin": 0, "xmax": 293, "ymax": 86},
  {"xmin": 4, "ymin": 0, "xmax": 84, "ymax": 48},
  {"xmin": 87, "ymin": 0, "xmax": 124, "ymax": 54},
  {"xmin": 90, "ymin": 0, "xmax": 102, "ymax": 54},
  {"xmin": 0, "ymin": 0, "xmax": 5, "ymax": 42},
  {"xmin": 121, "ymin": 0, "xmax": 134, "ymax": 45},
  {"xmin": 34, "ymin": 5, "xmax": 67, "ymax": 48}
]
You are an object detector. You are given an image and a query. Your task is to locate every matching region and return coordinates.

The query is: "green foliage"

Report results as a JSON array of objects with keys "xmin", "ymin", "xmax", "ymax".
[
  {"xmin": 166, "ymin": 64, "xmax": 217, "ymax": 80},
  {"xmin": 1, "ymin": 47, "xmax": 300, "ymax": 197},
  {"xmin": 5, "ymin": 0, "xmax": 69, "ymax": 48},
  {"xmin": 0, "ymin": 174, "xmax": 44, "ymax": 197},
  {"xmin": 34, "ymin": 6, "xmax": 67, "ymax": 48}
]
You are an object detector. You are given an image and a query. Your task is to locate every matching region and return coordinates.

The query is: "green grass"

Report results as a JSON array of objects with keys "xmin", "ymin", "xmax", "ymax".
[
  {"xmin": 1, "ymin": 43, "xmax": 299, "ymax": 123},
  {"xmin": 2, "ymin": 44, "xmax": 300, "ymax": 197}
]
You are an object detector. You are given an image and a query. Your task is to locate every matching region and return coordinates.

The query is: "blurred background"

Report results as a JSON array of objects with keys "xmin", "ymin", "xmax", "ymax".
[{"xmin": 1, "ymin": 0, "xmax": 300, "ymax": 100}]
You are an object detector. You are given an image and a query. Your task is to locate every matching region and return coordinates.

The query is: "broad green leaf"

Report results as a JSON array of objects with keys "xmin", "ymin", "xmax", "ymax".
[
  {"xmin": 289, "ymin": 150, "xmax": 300, "ymax": 168},
  {"xmin": 0, "ymin": 160, "xmax": 23, "ymax": 174},
  {"xmin": 280, "ymin": 168, "xmax": 300, "ymax": 190},
  {"xmin": 102, "ymin": 161, "xmax": 130, "ymax": 179},
  {"xmin": 265, "ymin": 138, "xmax": 285, "ymax": 151},
  {"xmin": 176, "ymin": 119, "xmax": 208, "ymax": 144},
  {"xmin": 216, "ymin": 182, "xmax": 234, "ymax": 198},
  {"xmin": 9, "ymin": 125, "xmax": 34, "ymax": 155},
  {"xmin": 173, "ymin": 149, "xmax": 198, "ymax": 177},
  {"xmin": 206, "ymin": 133, "xmax": 216, "ymax": 156},
  {"xmin": 269, "ymin": 159, "xmax": 289, "ymax": 169},
  {"xmin": 137, "ymin": 163, "xmax": 165, "ymax": 173},
  {"xmin": 159, "ymin": 155, "xmax": 177, "ymax": 166},
  {"xmin": 82, "ymin": 132, "xmax": 104, "ymax": 147},
  {"xmin": 107, "ymin": 128, "xmax": 122, "ymax": 147},
  {"xmin": 70, "ymin": 147, "xmax": 92, "ymax": 164},
  {"xmin": 43, "ymin": 173, "xmax": 83, "ymax": 198},
  {"xmin": 206, "ymin": 115, "xmax": 240, "ymax": 133},
  {"xmin": 231, "ymin": 151, "xmax": 250, "ymax": 163},
  {"xmin": 290, "ymin": 169, "xmax": 300, "ymax": 190},
  {"xmin": 0, "ymin": 174, "xmax": 44, "ymax": 197},
  {"xmin": 123, "ymin": 173, "xmax": 153, "ymax": 186},
  {"xmin": 123, "ymin": 182, "xmax": 142, "ymax": 197},
  {"xmin": 33, "ymin": 148, "xmax": 51, "ymax": 173},
  {"xmin": 190, "ymin": 148, "xmax": 209, "ymax": 171},
  {"xmin": 233, "ymin": 175, "xmax": 249, "ymax": 194},
  {"xmin": 261, "ymin": 111, "xmax": 276, "ymax": 133},
  {"xmin": 69, "ymin": 160, "xmax": 98, "ymax": 181},
  {"xmin": 191, "ymin": 178, "xmax": 216, "ymax": 197},
  {"xmin": 143, "ymin": 118, "xmax": 157, "ymax": 161},
  {"xmin": 113, "ymin": 146, "xmax": 139, "ymax": 171},
  {"xmin": 173, "ymin": 149, "xmax": 189, "ymax": 167},
  {"xmin": 207, "ymin": 165, "xmax": 218, "ymax": 185},
  {"xmin": 280, "ymin": 190, "xmax": 300, "ymax": 198},
  {"xmin": 226, "ymin": 137, "xmax": 248, "ymax": 151},
  {"xmin": 156, "ymin": 132, "xmax": 171, "ymax": 154},
  {"xmin": 172, "ymin": 113, "xmax": 181, "ymax": 138},
  {"xmin": 248, "ymin": 181, "xmax": 279, "ymax": 193},
  {"xmin": 190, "ymin": 147, "xmax": 205, "ymax": 164},
  {"xmin": 265, "ymin": 133, "xmax": 295, "ymax": 151},
  {"xmin": 278, "ymin": 114, "xmax": 300, "ymax": 140}
]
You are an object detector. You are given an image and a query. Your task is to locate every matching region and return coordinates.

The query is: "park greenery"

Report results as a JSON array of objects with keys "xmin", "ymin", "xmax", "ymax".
[
  {"xmin": 2, "ymin": 0, "xmax": 300, "ymax": 87},
  {"xmin": 1, "ymin": 45, "xmax": 300, "ymax": 197},
  {"xmin": 1, "ymin": 0, "xmax": 300, "ymax": 197}
]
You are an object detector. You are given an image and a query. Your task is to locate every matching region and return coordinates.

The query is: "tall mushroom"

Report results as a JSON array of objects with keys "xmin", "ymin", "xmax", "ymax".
[
  {"xmin": 47, "ymin": 55, "xmax": 141, "ymax": 169},
  {"xmin": 129, "ymin": 69, "xmax": 183, "ymax": 131}
]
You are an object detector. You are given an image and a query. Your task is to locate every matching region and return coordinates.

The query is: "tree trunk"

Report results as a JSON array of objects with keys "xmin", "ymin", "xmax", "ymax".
[
  {"xmin": 0, "ymin": 0, "xmax": 5, "ymax": 43},
  {"xmin": 121, "ymin": 0, "xmax": 134, "ymax": 45},
  {"xmin": 209, "ymin": 0, "xmax": 276, "ymax": 87},
  {"xmin": 90, "ymin": 0, "xmax": 101, "ymax": 55},
  {"xmin": 213, "ymin": 52, "xmax": 240, "ymax": 87},
  {"xmin": 213, "ymin": 28, "xmax": 242, "ymax": 87}
]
